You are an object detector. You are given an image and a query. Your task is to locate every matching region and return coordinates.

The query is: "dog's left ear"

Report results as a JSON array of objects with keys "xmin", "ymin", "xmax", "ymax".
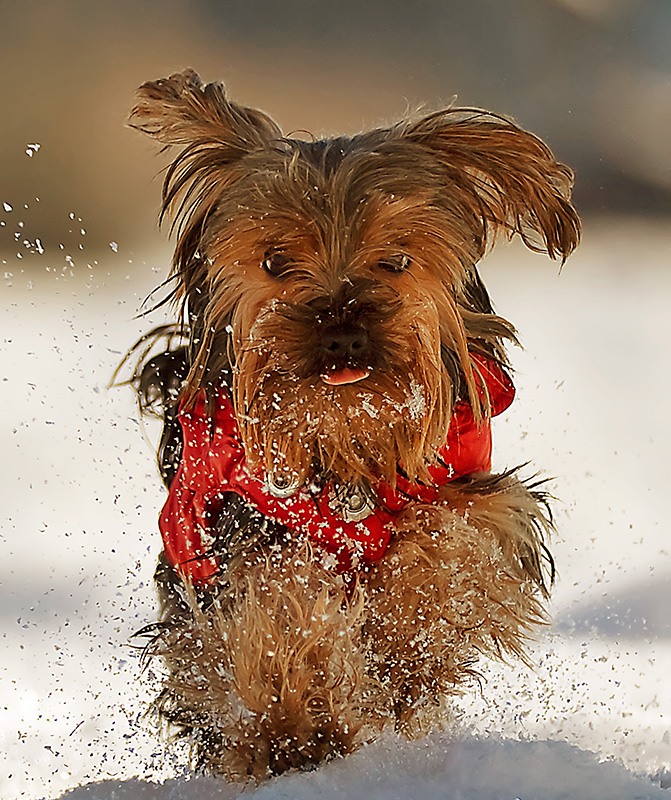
[{"xmin": 403, "ymin": 109, "xmax": 581, "ymax": 262}]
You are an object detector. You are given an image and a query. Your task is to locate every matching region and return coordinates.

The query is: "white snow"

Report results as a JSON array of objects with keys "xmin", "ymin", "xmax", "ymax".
[
  {"xmin": 54, "ymin": 737, "xmax": 670, "ymax": 799},
  {"xmin": 1, "ymin": 218, "xmax": 669, "ymax": 799}
]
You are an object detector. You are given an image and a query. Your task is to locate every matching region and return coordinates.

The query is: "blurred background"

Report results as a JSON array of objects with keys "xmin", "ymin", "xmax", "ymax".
[
  {"xmin": 1, "ymin": 0, "xmax": 671, "ymax": 261},
  {"xmin": 2, "ymin": 2, "xmax": 670, "ymax": 798}
]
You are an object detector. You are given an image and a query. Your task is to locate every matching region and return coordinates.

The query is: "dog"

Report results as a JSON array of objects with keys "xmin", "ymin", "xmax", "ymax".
[{"xmin": 121, "ymin": 68, "xmax": 580, "ymax": 783}]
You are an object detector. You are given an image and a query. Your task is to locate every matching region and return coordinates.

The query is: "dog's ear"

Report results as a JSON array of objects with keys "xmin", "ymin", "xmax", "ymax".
[
  {"xmin": 129, "ymin": 70, "xmax": 283, "ymax": 312},
  {"xmin": 402, "ymin": 109, "xmax": 581, "ymax": 262},
  {"xmin": 129, "ymin": 71, "xmax": 283, "ymax": 353},
  {"xmin": 129, "ymin": 68, "xmax": 281, "ymax": 153}
]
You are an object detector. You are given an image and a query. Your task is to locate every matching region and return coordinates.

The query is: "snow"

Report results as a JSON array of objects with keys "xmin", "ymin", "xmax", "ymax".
[
  {"xmin": 1, "ymin": 217, "xmax": 670, "ymax": 799},
  {"xmin": 55, "ymin": 737, "xmax": 669, "ymax": 799}
]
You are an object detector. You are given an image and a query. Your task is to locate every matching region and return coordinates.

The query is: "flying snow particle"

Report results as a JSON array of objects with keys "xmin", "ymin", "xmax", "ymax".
[{"xmin": 405, "ymin": 380, "xmax": 426, "ymax": 420}]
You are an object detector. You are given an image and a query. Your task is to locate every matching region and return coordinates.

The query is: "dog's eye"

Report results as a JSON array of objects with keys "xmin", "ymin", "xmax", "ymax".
[
  {"xmin": 262, "ymin": 251, "xmax": 291, "ymax": 277},
  {"xmin": 378, "ymin": 254, "xmax": 410, "ymax": 273}
]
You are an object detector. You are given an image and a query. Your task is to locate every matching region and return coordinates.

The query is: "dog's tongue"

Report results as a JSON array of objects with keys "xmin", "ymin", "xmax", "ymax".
[{"xmin": 321, "ymin": 367, "xmax": 370, "ymax": 386}]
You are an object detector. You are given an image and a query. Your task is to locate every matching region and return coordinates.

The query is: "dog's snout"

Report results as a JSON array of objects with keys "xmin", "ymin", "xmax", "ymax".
[{"xmin": 320, "ymin": 324, "xmax": 369, "ymax": 360}]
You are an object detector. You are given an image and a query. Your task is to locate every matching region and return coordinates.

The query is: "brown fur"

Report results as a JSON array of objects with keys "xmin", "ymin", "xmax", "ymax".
[
  {"xmin": 125, "ymin": 69, "xmax": 580, "ymax": 783},
  {"xmin": 145, "ymin": 542, "xmax": 381, "ymax": 781}
]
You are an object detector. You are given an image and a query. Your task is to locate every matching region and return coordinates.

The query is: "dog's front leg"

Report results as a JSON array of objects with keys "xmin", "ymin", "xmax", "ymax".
[
  {"xmin": 363, "ymin": 470, "xmax": 553, "ymax": 735},
  {"xmin": 150, "ymin": 538, "xmax": 380, "ymax": 781}
]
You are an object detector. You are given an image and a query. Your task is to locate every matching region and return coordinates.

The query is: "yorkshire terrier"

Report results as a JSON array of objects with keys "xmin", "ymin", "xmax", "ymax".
[{"xmin": 121, "ymin": 68, "xmax": 580, "ymax": 783}]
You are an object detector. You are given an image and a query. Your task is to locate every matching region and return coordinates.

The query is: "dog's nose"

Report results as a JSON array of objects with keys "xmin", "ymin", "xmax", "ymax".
[{"xmin": 320, "ymin": 324, "xmax": 369, "ymax": 360}]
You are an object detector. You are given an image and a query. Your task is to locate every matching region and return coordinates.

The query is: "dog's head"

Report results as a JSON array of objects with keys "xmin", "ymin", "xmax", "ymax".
[{"xmin": 130, "ymin": 69, "xmax": 580, "ymax": 488}]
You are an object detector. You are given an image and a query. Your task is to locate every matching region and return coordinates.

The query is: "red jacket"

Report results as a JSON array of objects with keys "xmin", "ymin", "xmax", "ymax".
[{"xmin": 159, "ymin": 355, "xmax": 514, "ymax": 584}]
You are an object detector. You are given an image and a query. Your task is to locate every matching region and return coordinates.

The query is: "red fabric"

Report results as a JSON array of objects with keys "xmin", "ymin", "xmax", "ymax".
[{"xmin": 159, "ymin": 355, "xmax": 514, "ymax": 583}]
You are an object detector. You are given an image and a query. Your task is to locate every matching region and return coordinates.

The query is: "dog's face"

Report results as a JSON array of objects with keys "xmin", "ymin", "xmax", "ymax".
[{"xmin": 131, "ymin": 69, "xmax": 580, "ymax": 489}]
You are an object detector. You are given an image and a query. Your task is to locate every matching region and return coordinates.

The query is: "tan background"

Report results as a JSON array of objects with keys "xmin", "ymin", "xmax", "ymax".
[{"xmin": 2, "ymin": 0, "xmax": 670, "ymax": 263}]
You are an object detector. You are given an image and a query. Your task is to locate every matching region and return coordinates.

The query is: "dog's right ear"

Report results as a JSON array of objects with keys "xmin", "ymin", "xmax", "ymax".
[
  {"xmin": 129, "ymin": 71, "xmax": 283, "ymax": 344},
  {"xmin": 129, "ymin": 68, "xmax": 281, "ymax": 153}
]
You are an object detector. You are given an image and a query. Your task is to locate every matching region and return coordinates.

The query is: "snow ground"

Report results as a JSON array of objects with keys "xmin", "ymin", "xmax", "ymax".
[{"xmin": 1, "ymin": 217, "xmax": 669, "ymax": 799}]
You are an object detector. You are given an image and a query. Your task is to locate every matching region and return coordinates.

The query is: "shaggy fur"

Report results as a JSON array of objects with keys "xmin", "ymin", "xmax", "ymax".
[{"xmin": 121, "ymin": 68, "xmax": 580, "ymax": 783}]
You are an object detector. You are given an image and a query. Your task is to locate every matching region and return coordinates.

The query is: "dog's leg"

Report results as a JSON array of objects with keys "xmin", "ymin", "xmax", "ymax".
[
  {"xmin": 363, "ymin": 470, "xmax": 552, "ymax": 735},
  {"xmin": 148, "ymin": 540, "xmax": 379, "ymax": 782}
]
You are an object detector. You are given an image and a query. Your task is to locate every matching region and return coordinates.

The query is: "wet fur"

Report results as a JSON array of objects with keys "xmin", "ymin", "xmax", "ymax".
[{"xmin": 123, "ymin": 69, "xmax": 580, "ymax": 782}]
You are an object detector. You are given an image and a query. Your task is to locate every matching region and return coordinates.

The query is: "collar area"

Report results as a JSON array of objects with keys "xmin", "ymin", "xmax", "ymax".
[{"xmin": 158, "ymin": 355, "xmax": 514, "ymax": 583}]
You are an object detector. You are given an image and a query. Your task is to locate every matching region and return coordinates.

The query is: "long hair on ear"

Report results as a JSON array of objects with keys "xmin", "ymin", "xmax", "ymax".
[
  {"xmin": 128, "ymin": 68, "xmax": 281, "ymax": 151},
  {"xmin": 128, "ymin": 69, "xmax": 284, "ymax": 391},
  {"xmin": 129, "ymin": 68, "xmax": 281, "ymax": 240},
  {"xmin": 402, "ymin": 109, "xmax": 581, "ymax": 262}
]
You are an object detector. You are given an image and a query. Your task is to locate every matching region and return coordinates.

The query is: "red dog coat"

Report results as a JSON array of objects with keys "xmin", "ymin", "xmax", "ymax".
[{"xmin": 159, "ymin": 355, "xmax": 514, "ymax": 584}]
